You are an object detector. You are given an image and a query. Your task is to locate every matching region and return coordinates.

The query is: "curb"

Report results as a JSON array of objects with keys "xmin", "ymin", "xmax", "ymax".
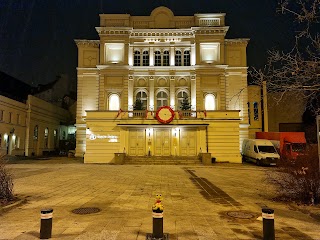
[{"xmin": 0, "ymin": 197, "xmax": 27, "ymax": 214}]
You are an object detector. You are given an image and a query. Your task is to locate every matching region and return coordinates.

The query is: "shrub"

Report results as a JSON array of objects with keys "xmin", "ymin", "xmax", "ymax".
[
  {"xmin": 0, "ymin": 155, "xmax": 14, "ymax": 203},
  {"xmin": 266, "ymin": 147, "xmax": 320, "ymax": 205}
]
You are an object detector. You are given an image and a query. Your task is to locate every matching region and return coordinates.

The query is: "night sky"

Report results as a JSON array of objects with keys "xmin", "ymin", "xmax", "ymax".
[{"xmin": 0, "ymin": 0, "xmax": 295, "ymax": 87}]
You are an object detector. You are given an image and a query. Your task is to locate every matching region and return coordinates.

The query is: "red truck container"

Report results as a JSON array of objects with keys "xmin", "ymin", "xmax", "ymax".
[{"xmin": 255, "ymin": 132, "xmax": 306, "ymax": 161}]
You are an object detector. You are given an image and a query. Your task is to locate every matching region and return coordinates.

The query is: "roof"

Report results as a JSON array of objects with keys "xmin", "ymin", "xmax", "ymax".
[{"xmin": 0, "ymin": 71, "xmax": 32, "ymax": 102}]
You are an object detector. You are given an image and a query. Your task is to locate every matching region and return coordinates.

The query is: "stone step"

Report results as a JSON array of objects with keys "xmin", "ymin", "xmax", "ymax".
[{"xmin": 124, "ymin": 156, "xmax": 202, "ymax": 165}]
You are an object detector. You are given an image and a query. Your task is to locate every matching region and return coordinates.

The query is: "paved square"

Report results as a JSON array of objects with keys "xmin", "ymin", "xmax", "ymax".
[{"xmin": 1, "ymin": 158, "xmax": 319, "ymax": 239}]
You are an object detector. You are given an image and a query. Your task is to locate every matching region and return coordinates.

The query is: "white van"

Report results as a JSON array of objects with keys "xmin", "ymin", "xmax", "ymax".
[{"xmin": 241, "ymin": 139, "xmax": 280, "ymax": 166}]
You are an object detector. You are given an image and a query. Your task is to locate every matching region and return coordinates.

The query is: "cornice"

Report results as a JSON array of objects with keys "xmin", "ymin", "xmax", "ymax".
[
  {"xmin": 225, "ymin": 39, "xmax": 250, "ymax": 45},
  {"xmin": 96, "ymin": 27, "xmax": 132, "ymax": 35},
  {"xmin": 192, "ymin": 26, "xmax": 229, "ymax": 35},
  {"xmin": 74, "ymin": 40, "xmax": 100, "ymax": 47}
]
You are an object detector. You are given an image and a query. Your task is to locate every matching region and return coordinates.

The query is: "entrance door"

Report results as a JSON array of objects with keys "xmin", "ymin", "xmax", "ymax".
[
  {"xmin": 129, "ymin": 130, "xmax": 145, "ymax": 156},
  {"xmin": 180, "ymin": 130, "xmax": 197, "ymax": 156},
  {"xmin": 154, "ymin": 129, "xmax": 171, "ymax": 156}
]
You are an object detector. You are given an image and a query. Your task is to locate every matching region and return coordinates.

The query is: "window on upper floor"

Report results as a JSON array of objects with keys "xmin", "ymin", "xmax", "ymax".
[
  {"xmin": 253, "ymin": 102, "xmax": 259, "ymax": 120},
  {"xmin": 154, "ymin": 51, "xmax": 161, "ymax": 66},
  {"xmin": 163, "ymin": 50, "xmax": 170, "ymax": 66},
  {"xmin": 0, "ymin": 110, "xmax": 3, "ymax": 121},
  {"xmin": 9, "ymin": 112, "xmax": 12, "ymax": 123},
  {"xmin": 175, "ymin": 50, "xmax": 182, "ymax": 66},
  {"xmin": 156, "ymin": 91, "xmax": 168, "ymax": 109},
  {"xmin": 205, "ymin": 94, "xmax": 216, "ymax": 110},
  {"xmin": 142, "ymin": 51, "xmax": 149, "ymax": 66},
  {"xmin": 109, "ymin": 94, "xmax": 120, "ymax": 110},
  {"xmin": 184, "ymin": 50, "xmax": 190, "ymax": 66},
  {"xmin": 134, "ymin": 50, "xmax": 141, "ymax": 66}
]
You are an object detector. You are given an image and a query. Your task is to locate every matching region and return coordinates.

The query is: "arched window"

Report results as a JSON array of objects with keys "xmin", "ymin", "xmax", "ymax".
[
  {"xmin": 163, "ymin": 50, "xmax": 170, "ymax": 66},
  {"xmin": 184, "ymin": 50, "xmax": 190, "ymax": 66},
  {"xmin": 177, "ymin": 90, "xmax": 189, "ymax": 109},
  {"xmin": 154, "ymin": 50, "xmax": 161, "ymax": 66},
  {"xmin": 33, "ymin": 125, "xmax": 38, "ymax": 140},
  {"xmin": 175, "ymin": 50, "xmax": 182, "ymax": 66},
  {"xmin": 135, "ymin": 91, "xmax": 148, "ymax": 109},
  {"xmin": 44, "ymin": 128, "xmax": 49, "ymax": 148},
  {"xmin": 109, "ymin": 94, "xmax": 120, "ymax": 110},
  {"xmin": 134, "ymin": 50, "xmax": 141, "ymax": 66},
  {"xmin": 205, "ymin": 94, "xmax": 216, "ymax": 110},
  {"xmin": 253, "ymin": 102, "xmax": 259, "ymax": 120},
  {"xmin": 156, "ymin": 91, "xmax": 168, "ymax": 109},
  {"xmin": 142, "ymin": 50, "xmax": 149, "ymax": 66}
]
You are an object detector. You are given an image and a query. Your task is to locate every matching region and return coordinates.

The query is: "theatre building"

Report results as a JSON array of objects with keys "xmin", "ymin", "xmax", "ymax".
[{"xmin": 75, "ymin": 6, "xmax": 249, "ymax": 163}]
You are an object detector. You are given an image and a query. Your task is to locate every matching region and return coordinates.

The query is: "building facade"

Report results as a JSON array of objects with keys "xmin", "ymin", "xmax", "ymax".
[{"xmin": 75, "ymin": 7, "xmax": 250, "ymax": 163}]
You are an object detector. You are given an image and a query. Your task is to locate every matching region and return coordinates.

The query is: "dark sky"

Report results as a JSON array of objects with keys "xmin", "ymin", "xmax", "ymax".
[{"xmin": 0, "ymin": 0, "xmax": 295, "ymax": 87}]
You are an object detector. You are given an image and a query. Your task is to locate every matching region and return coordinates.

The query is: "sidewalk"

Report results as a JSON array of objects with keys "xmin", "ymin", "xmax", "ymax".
[{"xmin": 0, "ymin": 159, "xmax": 319, "ymax": 239}]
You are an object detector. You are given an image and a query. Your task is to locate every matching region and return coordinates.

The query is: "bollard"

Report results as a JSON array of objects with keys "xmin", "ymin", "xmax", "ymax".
[
  {"xmin": 40, "ymin": 208, "xmax": 53, "ymax": 239},
  {"xmin": 152, "ymin": 194, "xmax": 164, "ymax": 239},
  {"xmin": 262, "ymin": 208, "xmax": 275, "ymax": 240}
]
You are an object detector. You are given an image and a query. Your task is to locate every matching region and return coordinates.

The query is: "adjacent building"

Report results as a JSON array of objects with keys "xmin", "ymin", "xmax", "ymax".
[
  {"xmin": 0, "ymin": 71, "xmax": 75, "ymax": 157},
  {"xmin": 75, "ymin": 6, "xmax": 250, "ymax": 163}
]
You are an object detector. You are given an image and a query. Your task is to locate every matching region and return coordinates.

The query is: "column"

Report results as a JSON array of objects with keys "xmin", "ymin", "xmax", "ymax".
[
  {"xmin": 191, "ymin": 43, "xmax": 196, "ymax": 66},
  {"xmin": 170, "ymin": 46, "xmax": 175, "ymax": 66},
  {"xmin": 149, "ymin": 76, "xmax": 155, "ymax": 111},
  {"xmin": 170, "ymin": 76, "xmax": 175, "ymax": 110},
  {"xmin": 190, "ymin": 75, "xmax": 196, "ymax": 111},
  {"xmin": 128, "ymin": 76, "xmax": 134, "ymax": 111},
  {"xmin": 128, "ymin": 45, "xmax": 133, "ymax": 66},
  {"xmin": 150, "ymin": 46, "xmax": 154, "ymax": 66}
]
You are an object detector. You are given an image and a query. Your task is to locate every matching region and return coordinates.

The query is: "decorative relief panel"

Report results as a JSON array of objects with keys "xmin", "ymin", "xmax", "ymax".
[
  {"xmin": 135, "ymin": 77, "xmax": 147, "ymax": 87},
  {"xmin": 200, "ymin": 76, "xmax": 220, "ymax": 88},
  {"xmin": 83, "ymin": 50, "xmax": 98, "ymax": 67},
  {"xmin": 227, "ymin": 50, "xmax": 241, "ymax": 66},
  {"xmin": 156, "ymin": 77, "xmax": 168, "ymax": 87}
]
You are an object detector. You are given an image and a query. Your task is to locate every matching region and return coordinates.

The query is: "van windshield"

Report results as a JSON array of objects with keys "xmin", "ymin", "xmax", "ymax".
[{"xmin": 257, "ymin": 145, "xmax": 277, "ymax": 153}]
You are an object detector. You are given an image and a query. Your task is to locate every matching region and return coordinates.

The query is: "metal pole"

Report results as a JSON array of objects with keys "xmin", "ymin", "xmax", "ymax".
[
  {"xmin": 40, "ymin": 208, "xmax": 53, "ymax": 239},
  {"xmin": 152, "ymin": 212, "xmax": 163, "ymax": 239},
  {"xmin": 262, "ymin": 208, "xmax": 275, "ymax": 240}
]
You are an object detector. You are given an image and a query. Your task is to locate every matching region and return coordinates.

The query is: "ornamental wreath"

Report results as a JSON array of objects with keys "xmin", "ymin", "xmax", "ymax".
[{"xmin": 155, "ymin": 106, "xmax": 175, "ymax": 124}]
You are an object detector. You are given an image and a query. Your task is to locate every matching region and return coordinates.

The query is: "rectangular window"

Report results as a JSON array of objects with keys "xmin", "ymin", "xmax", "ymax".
[
  {"xmin": 17, "ymin": 114, "xmax": 20, "ymax": 125},
  {"xmin": 184, "ymin": 50, "xmax": 190, "ymax": 66},
  {"xmin": 154, "ymin": 51, "xmax": 161, "ymax": 66},
  {"xmin": 134, "ymin": 51, "xmax": 141, "ymax": 66},
  {"xmin": 142, "ymin": 51, "xmax": 149, "ymax": 66},
  {"xmin": 175, "ymin": 50, "xmax": 182, "ymax": 66},
  {"xmin": 0, "ymin": 110, "xmax": 3, "ymax": 121},
  {"xmin": 163, "ymin": 51, "xmax": 170, "ymax": 66},
  {"xmin": 9, "ymin": 112, "xmax": 12, "ymax": 123}
]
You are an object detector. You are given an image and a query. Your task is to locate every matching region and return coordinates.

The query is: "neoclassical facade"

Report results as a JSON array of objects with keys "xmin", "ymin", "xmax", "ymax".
[{"xmin": 75, "ymin": 7, "xmax": 249, "ymax": 163}]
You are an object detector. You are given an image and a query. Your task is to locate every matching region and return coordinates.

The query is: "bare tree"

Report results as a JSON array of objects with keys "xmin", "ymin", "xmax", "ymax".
[{"xmin": 250, "ymin": 0, "xmax": 320, "ymax": 114}]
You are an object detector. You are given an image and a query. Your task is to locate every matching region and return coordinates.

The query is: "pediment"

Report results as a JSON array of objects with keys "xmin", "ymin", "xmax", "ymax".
[{"xmin": 150, "ymin": 6, "xmax": 174, "ymax": 28}]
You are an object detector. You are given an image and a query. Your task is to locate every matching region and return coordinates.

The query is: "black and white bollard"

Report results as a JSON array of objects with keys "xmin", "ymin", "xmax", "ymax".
[
  {"xmin": 152, "ymin": 211, "xmax": 164, "ymax": 238},
  {"xmin": 262, "ymin": 208, "xmax": 275, "ymax": 240},
  {"xmin": 40, "ymin": 208, "xmax": 53, "ymax": 239}
]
